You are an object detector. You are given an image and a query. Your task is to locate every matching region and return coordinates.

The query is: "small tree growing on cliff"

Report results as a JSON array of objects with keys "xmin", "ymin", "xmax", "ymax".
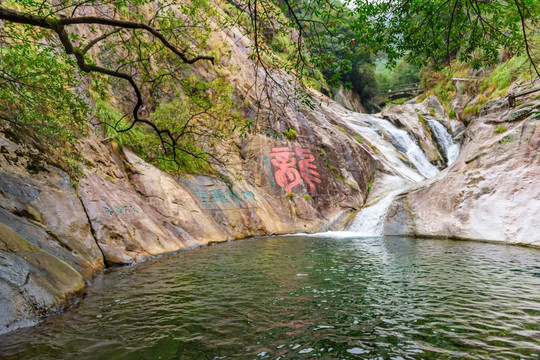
[
  {"xmin": 1, "ymin": 0, "xmax": 539, "ymax": 172},
  {"xmin": 0, "ymin": 0, "xmax": 247, "ymax": 172}
]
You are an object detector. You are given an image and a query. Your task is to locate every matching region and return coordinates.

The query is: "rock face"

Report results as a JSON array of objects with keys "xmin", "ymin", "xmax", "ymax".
[
  {"xmin": 0, "ymin": 135, "xmax": 103, "ymax": 333},
  {"xmin": 332, "ymin": 85, "xmax": 367, "ymax": 113},
  {"xmin": 0, "ymin": 81, "xmax": 375, "ymax": 333},
  {"xmin": 385, "ymin": 100, "xmax": 540, "ymax": 247},
  {"xmin": 0, "ymin": 222, "xmax": 85, "ymax": 333}
]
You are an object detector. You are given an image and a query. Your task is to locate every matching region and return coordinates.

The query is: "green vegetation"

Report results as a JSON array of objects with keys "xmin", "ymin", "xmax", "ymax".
[
  {"xmin": 297, "ymin": 6, "xmax": 381, "ymax": 111},
  {"xmin": 499, "ymin": 135, "xmax": 514, "ymax": 144},
  {"xmin": 463, "ymin": 105, "xmax": 481, "ymax": 117},
  {"xmin": 303, "ymin": 195, "xmax": 311, "ymax": 201},
  {"xmin": 333, "ymin": 171, "xmax": 345, "ymax": 182},
  {"xmin": 334, "ymin": 125, "xmax": 347, "ymax": 134},
  {"xmin": 384, "ymin": 98, "xmax": 408, "ymax": 106},
  {"xmin": 423, "ymin": 51, "xmax": 538, "ymax": 111},
  {"xmin": 283, "ymin": 127, "xmax": 298, "ymax": 140},
  {"xmin": 375, "ymin": 58, "xmax": 421, "ymax": 93},
  {"xmin": 95, "ymin": 75, "xmax": 245, "ymax": 173},
  {"xmin": 495, "ymin": 125, "xmax": 508, "ymax": 134},
  {"xmin": 0, "ymin": 42, "xmax": 90, "ymax": 178},
  {"xmin": 351, "ymin": 1, "xmax": 540, "ymax": 75},
  {"xmin": 479, "ymin": 56, "xmax": 534, "ymax": 98},
  {"xmin": 0, "ymin": 44, "xmax": 87, "ymax": 147},
  {"xmin": 354, "ymin": 136, "xmax": 363, "ymax": 144},
  {"xmin": 422, "ymin": 69, "xmax": 457, "ymax": 111}
]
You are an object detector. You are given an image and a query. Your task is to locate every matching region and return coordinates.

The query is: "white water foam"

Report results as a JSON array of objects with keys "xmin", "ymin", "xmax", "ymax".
[
  {"xmin": 347, "ymin": 190, "xmax": 403, "ymax": 236},
  {"xmin": 374, "ymin": 118, "xmax": 439, "ymax": 178},
  {"xmin": 427, "ymin": 120, "xmax": 460, "ymax": 165},
  {"xmin": 342, "ymin": 114, "xmax": 425, "ymax": 182}
]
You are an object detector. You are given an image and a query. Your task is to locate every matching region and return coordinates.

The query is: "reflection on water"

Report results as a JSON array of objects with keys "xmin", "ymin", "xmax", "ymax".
[{"xmin": 1, "ymin": 236, "xmax": 539, "ymax": 359}]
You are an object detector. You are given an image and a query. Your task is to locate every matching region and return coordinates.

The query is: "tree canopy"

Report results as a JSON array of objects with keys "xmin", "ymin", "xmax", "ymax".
[
  {"xmin": 350, "ymin": 0, "xmax": 540, "ymax": 74},
  {"xmin": 1, "ymin": 0, "xmax": 539, "ymax": 172}
]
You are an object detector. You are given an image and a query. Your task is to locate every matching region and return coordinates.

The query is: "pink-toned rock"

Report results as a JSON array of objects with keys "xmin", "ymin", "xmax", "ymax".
[{"xmin": 385, "ymin": 103, "xmax": 540, "ymax": 247}]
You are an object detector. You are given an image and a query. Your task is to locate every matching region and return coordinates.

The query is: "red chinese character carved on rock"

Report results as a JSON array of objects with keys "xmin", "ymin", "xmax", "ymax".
[
  {"xmin": 295, "ymin": 146, "xmax": 321, "ymax": 194},
  {"xmin": 269, "ymin": 146, "xmax": 321, "ymax": 194},
  {"xmin": 269, "ymin": 147, "xmax": 302, "ymax": 192}
]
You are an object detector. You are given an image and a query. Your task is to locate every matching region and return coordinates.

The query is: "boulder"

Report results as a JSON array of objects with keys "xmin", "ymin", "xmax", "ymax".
[
  {"xmin": 385, "ymin": 106, "xmax": 540, "ymax": 247},
  {"xmin": 0, "ymin": 222, "xmax": 85, "ymax": 334}
]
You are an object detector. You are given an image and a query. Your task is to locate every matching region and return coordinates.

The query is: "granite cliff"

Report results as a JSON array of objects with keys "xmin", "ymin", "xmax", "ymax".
[
  {"xmin": 1, "ymin": 0, "xmax": 539, "ymax": 337},
  {"xmin": 0, "ymin": 17, "xmax": 381, "ymax": 331}
]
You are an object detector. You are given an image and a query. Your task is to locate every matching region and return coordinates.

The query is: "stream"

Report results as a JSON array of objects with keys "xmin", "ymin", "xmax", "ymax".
[
  {"xmin": 1, "ymin": 109, "xmax": 535, "ymax": 360},
  {"xmin": 0, "ymin": 235, "xmax": 539, "ymax": 359},
  {"xmin": 342, "ymin": 111, "xmax": 460, "ymax": 236}
]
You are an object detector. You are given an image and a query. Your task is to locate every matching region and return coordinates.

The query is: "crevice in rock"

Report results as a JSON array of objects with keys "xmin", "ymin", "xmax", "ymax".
[{"xmin": 73, "ymin": 186, "xmax": 109, "ymax": 268}]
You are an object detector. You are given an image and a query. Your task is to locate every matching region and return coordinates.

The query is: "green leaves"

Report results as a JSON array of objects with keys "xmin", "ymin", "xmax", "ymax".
[
  {"xmin": 0, "ymin": 42, "xmax": 88, "ymax": 145},
  {"xmin": 349, "ymin": 0, "xmax": 540, "ymax": 71},
  {"xmin": 97, "ymin": 75, "xmax": 247, "ymax": 174}
]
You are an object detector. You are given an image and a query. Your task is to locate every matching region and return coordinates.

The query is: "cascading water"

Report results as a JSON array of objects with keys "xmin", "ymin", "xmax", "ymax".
[
  {"xmin": 427, "ymin": 120, "xmax": 460, "ymax": 165},
  {"xmin": 347, "ymin": 190, "xmax": 403, "ymax": 235},
  {"xmin": 322, "ymin": 104, "xmax": 459, "ymax": 236},
  {"xmin": 342, "ymin": 114, "xmax": 440, "ymax": 235},
  {"xmin": 373, "ymin": 118, "xmax": 440, "ymax": 178},
  {"xmin": 341, "ymin": 115, "xmax": 424, "ymax": 183}
]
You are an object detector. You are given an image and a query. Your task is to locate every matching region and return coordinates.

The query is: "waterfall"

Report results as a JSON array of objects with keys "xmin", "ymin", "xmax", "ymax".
[
  {"xmin": 343, "ymin": 115, "xmax": 426, "ymax": 183},
  {"xmin": 347, "ymin": 190, "xmax": 403, "ymax": 236},
  {"xmin": 427, "ymin": 120, "xmax": 460, "ymax": 165},
  {"xmin": 322, "ymin": 104, "xmax": 454, "ymax": 237},
  {"xmin": 373, "ymin": 119, "xmax": 440, "ymax": 178}
]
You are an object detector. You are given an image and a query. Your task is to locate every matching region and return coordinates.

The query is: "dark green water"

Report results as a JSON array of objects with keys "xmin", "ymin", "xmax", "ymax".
[{"xmin": 1, "ymin": 235, "xmax": 539, "ymax": 359}]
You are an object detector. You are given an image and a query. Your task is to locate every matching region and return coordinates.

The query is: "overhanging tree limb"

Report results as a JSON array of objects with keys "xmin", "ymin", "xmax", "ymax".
[
  {"xmin": 0, "ymin": 5, "xmax": 215, "ymax": 163},
  {"xmin": 513, "ymin": 0, "xmax": 540, "ymax": 78}
]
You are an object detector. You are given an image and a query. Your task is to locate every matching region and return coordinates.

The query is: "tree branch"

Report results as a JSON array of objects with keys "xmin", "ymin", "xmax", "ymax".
[
  {"xmin": 82, "ymin": 28, "xmax": 123, "ymax": 54},
  {"xmin": 513, "ymin": 0, "xmax": 540, "ymax": 78},
  {"xmin": 59, "ymin": 16, "xmax": 214, "ymax": 64},
  {"xmin": 0, "ymin": 5, "xmax": 218, "ymax": 164}
]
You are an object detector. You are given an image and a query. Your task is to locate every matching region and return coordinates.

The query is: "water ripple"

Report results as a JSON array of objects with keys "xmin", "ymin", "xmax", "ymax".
[{"xmin": 0, "ymin": 236, "xmax": 539, "ymax": 359}]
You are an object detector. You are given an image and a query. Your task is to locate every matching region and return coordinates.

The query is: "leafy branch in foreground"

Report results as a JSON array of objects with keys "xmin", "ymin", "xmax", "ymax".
[
  {"xmin": 0, "ymin": 0, "xmax": 229, "ymax": 170},
  {"xmin": 97, "ymin": 75, "xmax": 248, "ymax": 173},
  {"xmin": 349, "ymin": 0, "xmax": 540, "ymax": 77}
]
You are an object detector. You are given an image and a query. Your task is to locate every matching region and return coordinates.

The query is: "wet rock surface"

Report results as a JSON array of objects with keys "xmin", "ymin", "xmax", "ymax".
[
  {"xmin": 0, "ymin": 86, "xmax": 374, "ymax": 334},
  {"xmin": 385, "ymin": 104, "xmax": 540, "ymax": 247},
  {"xmin": 0, "ymin": 135, "xmax": 104, "ymax": 334}
]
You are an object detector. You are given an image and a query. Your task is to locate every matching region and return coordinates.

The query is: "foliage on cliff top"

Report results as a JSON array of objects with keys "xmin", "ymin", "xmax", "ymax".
[
  {"xmin": 0, "ymin": 0, "xmax": 253, "ymax": 174},
  {"xmin": 1, "ymin": 0, "xmax": 539, "ymax": 173},
  {"xmin": 419, "ymin": 51, "xmax": 538, "ymax": 115}
]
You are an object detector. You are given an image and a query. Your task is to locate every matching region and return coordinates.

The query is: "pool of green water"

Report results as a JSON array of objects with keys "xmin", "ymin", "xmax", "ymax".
[{"xmin": 1, "ymin": 235, "xmax": 539, "ymax": 359}]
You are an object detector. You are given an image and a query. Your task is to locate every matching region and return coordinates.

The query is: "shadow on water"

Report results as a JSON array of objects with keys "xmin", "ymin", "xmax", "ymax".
[{"xmin": 1, "ymin": 235, "xmax": 539, "ymax": 359}]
